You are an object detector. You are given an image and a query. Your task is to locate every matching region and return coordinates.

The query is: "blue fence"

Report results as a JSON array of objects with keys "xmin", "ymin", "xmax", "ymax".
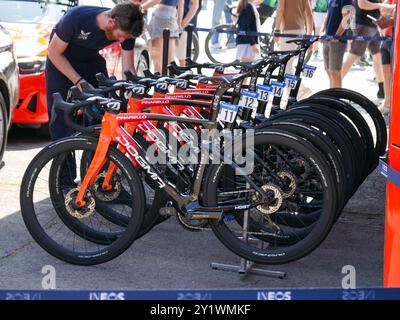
[{"xmin": 194, "ymin": 27, "xmax": 392, "ymax": 42}]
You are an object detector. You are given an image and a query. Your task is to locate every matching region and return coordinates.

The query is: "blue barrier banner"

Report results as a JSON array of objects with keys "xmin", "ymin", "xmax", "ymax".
[
  {"xmin": 378, "ymin": 159, "xmax": 400, "ymax": 188},
  {"xmin": 1, "ymin": 288, "xmax": 400, "ymax": 300},
  {"xmin": 194, "ymin": 27, "xmax": 392, "ymax": 42}
]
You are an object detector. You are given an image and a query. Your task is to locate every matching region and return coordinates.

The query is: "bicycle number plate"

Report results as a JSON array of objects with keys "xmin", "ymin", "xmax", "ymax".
[
  {"xmin": 218, "ymin": 102, "xmax": 239, "ymax": 123},
  {"xmin": 256, "ymin": 84, "xmax": 272, "ymax": 102},
  {"xmin": 302, "ymin": 64, "xmax": 317, "ymax": 78},
  {"xmin": 270, "ymin": 81, "xmax": 286, "ymax": 97},
  {"xmin": 238, "ymin": 90, "xmax": 259, "ymax": 109},
  {"xmin": 284, "ymin": 73, "xmax": 300, "ymax": 90}
]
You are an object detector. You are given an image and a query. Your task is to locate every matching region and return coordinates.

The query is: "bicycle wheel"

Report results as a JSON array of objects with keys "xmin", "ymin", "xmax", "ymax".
[
  {"xmin": 271, "ymin": 110, "xmax": 361, "ymax": 194},
  {"xmin": 288, "ymin": 104, "xmax": 368, "ymax": 179},
  {"xmin": 312, "ymin": 88, "xmax": 387, "ymax": 168},
  {"xmin": 203, "ymin": 129, "xmax": 338, "ymax": 264},
  {"xmin": 295, "ymin": 96, "xmax": 375, "ymax": 178},
  {"xmin": 205, "ymin": 24, "xmax": 238, "ymax": 64},
  {"xmin": 258, "ymin": 119, "xmax": 349, "ymax": 208},
  {"xmin": 20, "ymin": 136, "xmax": 145, "ymax": 265},
  {"xmin": 77, "ymin": 144, "xmax": 168, "ymax": 240}
]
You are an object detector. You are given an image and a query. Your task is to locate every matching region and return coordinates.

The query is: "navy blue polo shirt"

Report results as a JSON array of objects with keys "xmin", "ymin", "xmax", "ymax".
[
  {"xmin": 325, "ymin": 0, "xmax": 353, "ymax": 36},
  {"xmin": 54, "ymin": 6, "xmax": 135, "ymax": 61}
]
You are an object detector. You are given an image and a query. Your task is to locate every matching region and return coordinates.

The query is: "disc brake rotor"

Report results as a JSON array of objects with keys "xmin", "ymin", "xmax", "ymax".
[
  {"xmin": 256, "ymin": 184, "xmax": 283, "ymax": 215},
  {"xmin": 65, "ymin": 188, "xmax": 95, "ymax": 219},
  {"xmin": 93, "ymin": 173, "xmax": 122, "ymax": 202},
  {"xmin": 277, "ymin": 171, "xmax": 297, "ymax": 198}
]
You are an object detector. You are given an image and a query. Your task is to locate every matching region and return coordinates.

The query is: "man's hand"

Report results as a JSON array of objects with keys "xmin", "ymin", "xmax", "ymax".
[
  {"xmin": 374, "ymin": 15, "xmax": 395, "ymax": 29},
  {"xmin": 76, "ymin": 79, "xmax": 94, "ymax": 92}
]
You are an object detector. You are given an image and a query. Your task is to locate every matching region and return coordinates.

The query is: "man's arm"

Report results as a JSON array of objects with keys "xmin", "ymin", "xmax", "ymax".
[
  {"xmin": 47, "ymin": 34, "xmax": 83, "ymax": 86},
  {"xmin": 358, "ymin": 0, "xmax": 395, "ymax": 15},
  {"xmin": 182, "ymin": 0, "xmax": 199, "ymax": 28},
  {"xmin": 305, "ymin": 0, "xmax": 314, "ymax": 35},
  {"xmin": 275, "ymin": 0, "xmax": 284, "ymax": 32},
  {"xmin": 121, "ymin": 48, "xmax": 136, "ymax": 78},
  {"xmin": 141, "ymin": 0, "xmax": 161, "ymax": 11},
  {"xmin": 358, "ymin": 0, "xmax": 383, "ymax": 10},
  {"xmin": 177, "ymin": 0, "xmax": 184, "ymax": 28},
  {"xmin": 335, "ymin": 5, "xmax": 352, "ymax": 37}
]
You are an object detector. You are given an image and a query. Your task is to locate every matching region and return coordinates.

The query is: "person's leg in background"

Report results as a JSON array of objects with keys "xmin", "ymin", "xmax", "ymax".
[
  {"xmin": 223, "ymin": 0, "xmax": 233, "ymax": 24},
  {"xmin": 168, "ymin": 37, "xmax": 177, "ymax": 66},
  {"xmin": 379, "ymin": 39, "xmax": 393, "ymax": 114},
  {"xmin": 176, "ymin": 31, "xmax": 188, "ymax": 66},
  {"xmin": 323, "ymin": 40, "xmax": 334, "ymax": 88},
  {"xmin": 368, "ymin": 35, "xmax": 385, "ymax": 99},
  {"xmin": 45, "ymin": 60, "xmax": 79, "ymax": 188},
  {"xmin": 278, "ymin": 29, "xmax": 304, "ymax": 74},
  {"xmin": 45, "ymin": 60, "xmax": 75, "ymax": 141},
  {"xmin": 223, "ymin": 0, "xmax": 235, "ymax": 46},
  {"xmin": 342, "ymin": 26, "xmax": 384, "ymax": 98},
  {"xmin": 150, "ymin": 37, "xmax": 163, "ymax": 73},
  {"xmin": 328, "ymin": 41, "xmax": 347, "ymax": 88},
  {"xmin": 211, "ymin": 0, "xmax": 227, "ymax": 47},
  {"xmin": 279, "ymin": 28, "xmax": 312, "ymax": 98},
  {"xmin": 342, "ymin": 37, "xmax": 367, "ymax": 78}
]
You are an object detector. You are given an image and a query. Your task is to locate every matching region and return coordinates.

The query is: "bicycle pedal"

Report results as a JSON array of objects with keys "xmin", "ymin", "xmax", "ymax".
[{"xmin": 159, "ymin": 207, "xmax": 177, "ymax": 216}]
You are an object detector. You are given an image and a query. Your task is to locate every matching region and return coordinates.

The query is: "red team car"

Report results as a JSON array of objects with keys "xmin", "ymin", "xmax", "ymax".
[{"xmin": 0, "ymin": 0, "xmax": 150, "ymax": 134}]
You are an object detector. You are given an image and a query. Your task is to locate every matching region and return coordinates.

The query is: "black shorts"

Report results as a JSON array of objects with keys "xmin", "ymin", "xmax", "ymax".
[
  {"xmin": 381, "ymin": 38, "xmax": 393, "ymax": 65},
  {"xmin": 350, "ymin": 24, "xmax": 380, "ymax": 56}
]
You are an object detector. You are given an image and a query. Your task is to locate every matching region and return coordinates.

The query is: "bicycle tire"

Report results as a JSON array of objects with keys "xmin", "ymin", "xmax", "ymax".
[
  {"xmin": 20, "ymin": 136, "xmax": 145, "ymax": 265},
  {"xmin": 312, "ymin": 88, "xmax": 387, "ymax": 163},
  {"xmin": 204, "ymin": 129, "xmax": 338, "ymax": 264},
  {"xmin": 205, "ymin": 24, "xmax": 238, "ymax": 64}
]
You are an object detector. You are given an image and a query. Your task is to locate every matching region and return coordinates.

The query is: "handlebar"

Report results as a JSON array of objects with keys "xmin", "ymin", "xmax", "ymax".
[{"xmin": 53, "ymin": 92, "xmax": 123, "ymax": 133}]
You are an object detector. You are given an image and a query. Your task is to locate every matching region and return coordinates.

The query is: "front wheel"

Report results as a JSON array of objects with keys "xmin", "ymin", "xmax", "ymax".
[{"xmin": 20, "ymin": 136, "xmax": 145, "ymax": 265}]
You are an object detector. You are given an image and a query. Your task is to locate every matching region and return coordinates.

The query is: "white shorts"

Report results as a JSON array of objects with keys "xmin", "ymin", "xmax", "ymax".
[
  {"xmin": 148, "ymin": 4, "xmax": 180, "ymax": 40},
  {"xmin": 236, "ymin": 44, "xmax": 259, "ymax": 60}
]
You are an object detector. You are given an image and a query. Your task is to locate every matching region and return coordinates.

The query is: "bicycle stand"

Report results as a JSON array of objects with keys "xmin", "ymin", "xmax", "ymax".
[{"xmin": 210, "ymin": 206, "xmax": 286, "ymax": 279}]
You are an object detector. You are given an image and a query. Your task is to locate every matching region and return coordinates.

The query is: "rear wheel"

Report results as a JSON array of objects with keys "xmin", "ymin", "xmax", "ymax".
[{"xmin": 203, "ymin": 130, "xmax": 338, "ymax": 264}]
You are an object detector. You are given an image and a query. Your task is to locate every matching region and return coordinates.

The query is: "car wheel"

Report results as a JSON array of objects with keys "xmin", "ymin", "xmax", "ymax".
[
  {"xmin": 0, "ymin": 92, "xmax": 8, "ymax": 165},
  {"xmin": 136, "ymin": 53, "xmax": 149, "ymax": 77}
]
